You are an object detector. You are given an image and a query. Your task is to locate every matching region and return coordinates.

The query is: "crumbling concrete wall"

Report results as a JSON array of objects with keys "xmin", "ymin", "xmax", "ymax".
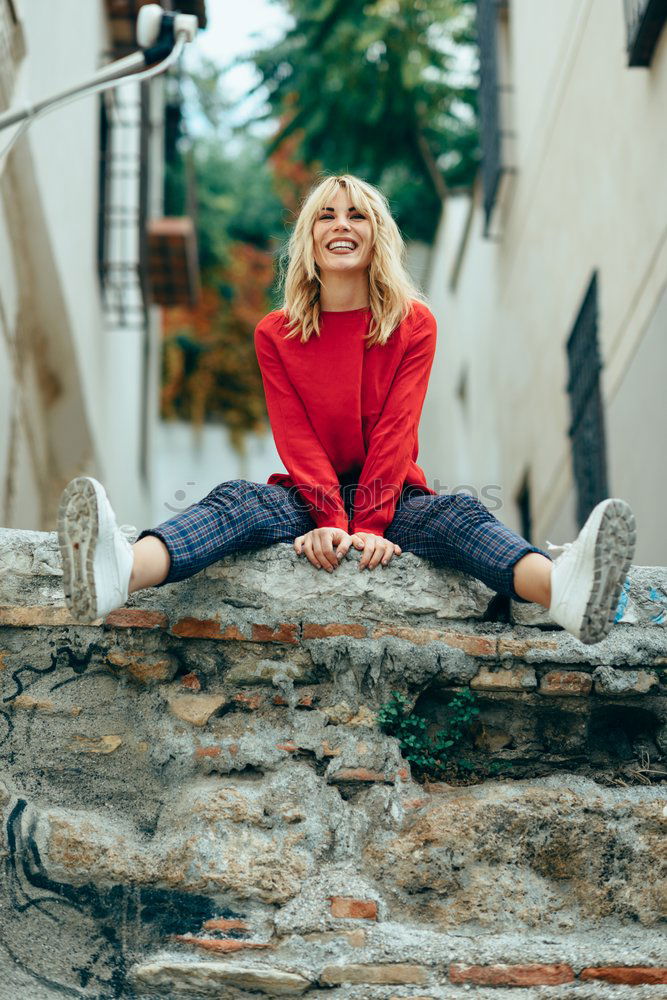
[{"xmin": 0, "ymin": 528, "xmax": 666, "ymax": 999}]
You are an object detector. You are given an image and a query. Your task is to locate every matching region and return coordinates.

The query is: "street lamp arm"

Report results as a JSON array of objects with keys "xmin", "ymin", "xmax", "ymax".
[{"xmin": 0, "ymin": 5, "xmax": 198, "ymax": 162}]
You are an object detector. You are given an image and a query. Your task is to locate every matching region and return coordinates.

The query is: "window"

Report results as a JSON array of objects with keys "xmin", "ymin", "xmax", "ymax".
[
  {"xmin": 566, "ymin": 273, "xmax": 609, "ymax": 528},
  {"xmin": 516, "ymin": 471, "xmax": 532, "ymax": 544},
  {"xmin": 96, "ymin": 84, "xmax": 150, "ymax": 330},
  {"xmin": 624, "ymin": 0, "xmax": 667, "ymax": 67},
  {"xmin": 475, "ymin": 0, "xmax": 515, "ymax": 237}
]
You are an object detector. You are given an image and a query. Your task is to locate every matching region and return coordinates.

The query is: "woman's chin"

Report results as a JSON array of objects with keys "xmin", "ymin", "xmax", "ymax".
[{"xmin": 318, "ymin": 260, "xmax": 369, "ymax": 276}]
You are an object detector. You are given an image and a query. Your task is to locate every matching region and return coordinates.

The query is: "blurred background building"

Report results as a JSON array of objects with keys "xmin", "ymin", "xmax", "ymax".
[
  {"xmin": 0, "ymin": 0, "xmax": 204, "ymax": 532},
  {"xmin": 420, "ymin": 0, "xmax": 667, "ymax": 565},
  {"xmin": 1, "ymin": 0, "xmax": 663, "ymax": 565}
]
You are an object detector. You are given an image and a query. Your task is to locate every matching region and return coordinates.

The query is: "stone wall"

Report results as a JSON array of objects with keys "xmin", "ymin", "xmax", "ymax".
[{"xmin": 0, "ymin": 528, "xmax": 665, "ymax": 999}]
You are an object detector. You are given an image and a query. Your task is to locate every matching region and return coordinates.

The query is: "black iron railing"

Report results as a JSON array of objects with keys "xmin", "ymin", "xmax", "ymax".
[
  {"xmin": 624, "ymin": 0, "xmax": 667, "ymax": 66},
  {"xmin": 97, "ymin": 97, "xmax": 110, "ymax": 288},
  {"xmin": 566, "ymin": 274, "xmax": 609, "ymax": 528},
  {"xmin": 476, "ymin": 0, "xmax": 503, "ymax": 233},
  {"xmin": 97, "ymin": 83, "xmax": 150, "ymax": 330},
  {"xmin": 516, "ymin": 473, "xmax": 532, "ymax": 545}
]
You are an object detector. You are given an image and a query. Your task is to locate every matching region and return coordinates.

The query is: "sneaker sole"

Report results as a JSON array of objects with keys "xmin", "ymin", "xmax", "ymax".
[
  {"xmin": 57, "ymin": 477, "xmax": 101, "ymax": 623},
  {"xmin": 579, "ymin": 498, "xmax": 636, "ymax": 644}
]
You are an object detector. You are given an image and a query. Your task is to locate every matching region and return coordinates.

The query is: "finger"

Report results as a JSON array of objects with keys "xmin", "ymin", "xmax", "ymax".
[
  {"xmin": 314, "ymin": 534, "xmax": 336, "ymax": 572},
  {"xmin": 335, "ymin": 536, "xmax": 352, "ymax": 560},
  {"xmin": 320, "ymin": 531, "xmax": 339, "ymax": 571},
  {"xmin": 294, "ymin": 536, "xmax": 303, "ymax": 555},
  {"xmin": 303, "ymin": 536, "xmax": 320, "ymax": 570},
  {"xmin": 394, "ymin": 544, "xmax": 402, "ymax": 555},
  {"xmin": 368, "ymin": 543, "xmax": 386, "ymax": 570},
  {"xmin": 380, "ymin": 544, "xmax": 396, "ymax": 567},
  {"xmin": 359, "ymin": 537, "xmax": 376, "ymax": 570}
]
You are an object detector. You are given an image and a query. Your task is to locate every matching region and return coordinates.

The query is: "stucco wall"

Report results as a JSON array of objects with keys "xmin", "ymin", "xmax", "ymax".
[
  {"xmin": 421, "ymin": 0, "xmax": 667, "ymax": 565},
  {"xmin": 0, "ymin": 1, "xmax": 166, "ymax": 533}
]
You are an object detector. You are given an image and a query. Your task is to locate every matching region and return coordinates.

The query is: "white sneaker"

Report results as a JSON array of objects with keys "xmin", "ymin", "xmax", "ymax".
[
  {"xmin": 57, "ymin": 476, "xmax": 136, "ymax": 623},
  {"xmin": 546, "ymin": 498, "xmax": 636, "ymax": 645}
]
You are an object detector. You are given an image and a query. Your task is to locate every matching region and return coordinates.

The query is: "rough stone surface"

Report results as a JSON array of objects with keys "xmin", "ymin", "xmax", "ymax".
[
  {"xmin": 471, "ymin": 664, "xmax": 537, "ymax": 690},
  {"xmin": 0, "ymin": 529, "xmax": 666, "ymax": 999},
  {"xmin": 0, "ymin": 527, "xmax": 494, "ymax": 621},
  {"xmin": 320, "ymin": 962, "xmax": 428, "ymax": 984},
  {"xmin": 592, "ymin": 666, "xmax": 659, "ymax": 696},
  {"xmin": 166, "ymin": 691, "xmax": 229, "ymax": 725},
  {"xmin": 132, "ymin": 959, "xmax": 313, "ymax": 994}
]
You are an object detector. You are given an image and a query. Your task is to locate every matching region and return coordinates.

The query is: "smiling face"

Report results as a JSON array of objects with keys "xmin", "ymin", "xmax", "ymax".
[{"xmin": 311, "ymin": 186, "xmax": 374, "ymax": 277}]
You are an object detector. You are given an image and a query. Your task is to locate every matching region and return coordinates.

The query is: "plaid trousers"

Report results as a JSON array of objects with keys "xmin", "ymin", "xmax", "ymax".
[{"xmin": 137, "ymin": 479, "xmax": 552, "ymax": 603}]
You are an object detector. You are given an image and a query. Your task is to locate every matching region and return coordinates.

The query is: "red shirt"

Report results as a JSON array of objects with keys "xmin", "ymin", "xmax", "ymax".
[{"xmin": 254, "ymin": 299, "xmax": 438, "ymax": 537}]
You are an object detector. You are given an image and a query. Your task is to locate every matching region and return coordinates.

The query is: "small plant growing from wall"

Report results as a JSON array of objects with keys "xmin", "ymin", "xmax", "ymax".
[{"xmin": 378, "ymin": 688, "xmax": 481, "ymax": 782}]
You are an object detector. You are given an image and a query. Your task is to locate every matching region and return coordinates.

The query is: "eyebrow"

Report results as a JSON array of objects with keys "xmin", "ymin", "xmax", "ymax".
[{"xmin": 321, "ymin": 205, "xmax": 359, "ymax": 212}]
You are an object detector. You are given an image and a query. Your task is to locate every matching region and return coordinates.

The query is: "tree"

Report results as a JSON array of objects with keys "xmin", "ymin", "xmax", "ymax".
[
  {"xmin": 161, "ymin": 245, "xmax": 272, "ymax": 450},
  {"xmin": 160, "ymin": 68, "xmax": 287, "ymax": 444},
  {"xmin": 245, "ymin": 0, "xmax": 479, "ymax": 242}
]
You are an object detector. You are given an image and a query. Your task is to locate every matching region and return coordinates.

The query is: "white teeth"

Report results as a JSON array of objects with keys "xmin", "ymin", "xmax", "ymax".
[{"xmin": 327, "ymin": 241, "xmax": 357, "ymax": 251}]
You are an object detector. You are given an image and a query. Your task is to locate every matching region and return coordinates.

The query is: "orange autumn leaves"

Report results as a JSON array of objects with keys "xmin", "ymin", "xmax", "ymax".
[
  {"xmin": 160, "ymin": 243, "xmax": 272, "ymax": 451},
  {"xmin": 159, "ymin": 130, "xmax": 318, "ymax": 454}
]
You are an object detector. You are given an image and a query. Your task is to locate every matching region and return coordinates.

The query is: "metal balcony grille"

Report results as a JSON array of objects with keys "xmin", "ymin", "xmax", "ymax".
[
  {"xmin": 476, "ymin": 0, "xmax": 502, "ymax": 232},
  {"xmin": 566, "ymin": 274, "xmax": 609, "ymax": 528},
  {"xmin": 97, "ymin": 83, "xmax": 150, "ymax": 330},
  {"xmin": 624, "ymin": 0, "xmax": 667, "ymax": 66}
]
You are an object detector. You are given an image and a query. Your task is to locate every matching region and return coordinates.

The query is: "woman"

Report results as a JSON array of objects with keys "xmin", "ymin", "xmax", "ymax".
[{"xmin": 57, "ymin": 174, "xmax": 636, "ymax": 645}]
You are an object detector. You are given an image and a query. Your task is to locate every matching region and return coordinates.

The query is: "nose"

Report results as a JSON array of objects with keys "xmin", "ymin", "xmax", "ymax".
[{"xmin": 333, "ymin": 215, "xmax": 351, "ymax": 231}]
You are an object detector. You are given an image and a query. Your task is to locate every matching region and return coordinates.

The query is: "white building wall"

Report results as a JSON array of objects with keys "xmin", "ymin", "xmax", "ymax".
[
  {"xmin": 99, "ymin": 79, "xmax": 164, "ymax": 528},
  {"xmin": 606, "ymin": 286, "xmax": 667, "ymax": 568},
  {"xmin": 15, "ymin": 0, "xmax": 108, "ymax": 451},
  {"xmin": 150, "ymin": 421, "xmax": 282, "ymax": 529},
  {"xmin": 0, "ymin": 0, "xmax": 165, "ymax": 532},
  {"xmin": 421, "ymin": 0, "xmax": 667, "ymax": 566}
]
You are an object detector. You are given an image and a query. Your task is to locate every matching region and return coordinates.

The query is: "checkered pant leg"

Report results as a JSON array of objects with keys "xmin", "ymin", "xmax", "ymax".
[
  {"xmin": 136, "ymin": 479, "xmax": 316, "ymax": 586},
  {"xmin": 385, "ymin": 492, "xmax": 553, "ymax": 603}
]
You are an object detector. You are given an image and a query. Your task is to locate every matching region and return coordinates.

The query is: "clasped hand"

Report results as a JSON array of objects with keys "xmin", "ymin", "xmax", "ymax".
[{"xmin": 294, "ymin": 526, "xmax": 401, "ymax": 572}]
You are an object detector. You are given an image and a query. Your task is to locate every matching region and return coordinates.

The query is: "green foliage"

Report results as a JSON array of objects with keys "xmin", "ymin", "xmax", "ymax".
[
  {"xmin": 488, "ymin": 760, "xmax": 514, "ymax": 774},
  {"xmin": 245, "ymin": 0, "xmax": 480, "ymax": 242},
  {"xmin": 158, "ymin": 2, "xmax": 482, "ymax": 437},
  {"xmin": 160, "ymin": 69, "xmax": 286, "ymax": 440},
  {"xmin": 166, "ymin": 134, "xmax": 286, "ymax": 275},
  {"xmin": 377, "ymin": 688, "xmax": 480, "ymax": 781}
]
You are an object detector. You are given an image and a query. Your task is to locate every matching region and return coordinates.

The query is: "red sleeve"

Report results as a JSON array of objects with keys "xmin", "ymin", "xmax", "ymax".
[
  {"xmin": 349, "ymin": 307, "xmax": 437, "ymax": 537},
  {"xmin": 254, "ymin": 320, "xmax": 349, "ymax": 531}
]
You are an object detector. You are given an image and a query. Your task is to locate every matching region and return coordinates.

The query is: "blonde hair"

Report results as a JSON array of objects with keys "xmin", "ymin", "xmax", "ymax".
[{"xmin": 278, "ymin": 173, "xmax": 428, "ymax": 347}]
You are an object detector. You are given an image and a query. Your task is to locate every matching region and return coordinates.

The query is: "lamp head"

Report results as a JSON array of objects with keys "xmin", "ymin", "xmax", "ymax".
[{"xmin": 137, "ymin": 5, "xmax": 198, "ymax": 51}]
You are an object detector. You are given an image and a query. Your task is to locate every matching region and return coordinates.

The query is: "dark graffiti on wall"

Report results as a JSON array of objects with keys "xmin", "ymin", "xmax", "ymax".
[{"xmin": 0, "ymin": 637, "xmax": 238, "ymax": 998}]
